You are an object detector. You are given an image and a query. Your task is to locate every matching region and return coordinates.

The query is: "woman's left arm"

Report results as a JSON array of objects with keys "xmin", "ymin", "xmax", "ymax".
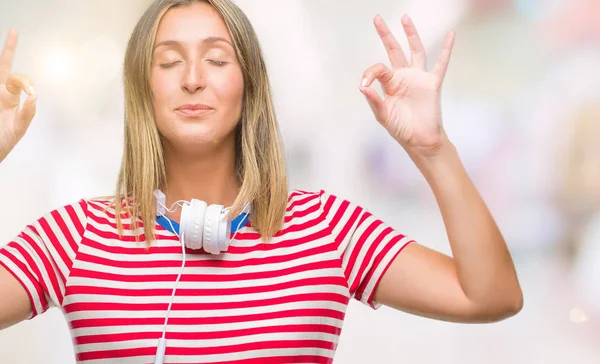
[{"xmin": 360, "ymin": 15, "xmax": 523, "ymax": 323}]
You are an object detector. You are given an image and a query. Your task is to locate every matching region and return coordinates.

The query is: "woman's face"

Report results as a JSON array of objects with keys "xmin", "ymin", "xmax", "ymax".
[{"xmin": 151, "ymin": 2, "xmax": 244, "ymax": 154}]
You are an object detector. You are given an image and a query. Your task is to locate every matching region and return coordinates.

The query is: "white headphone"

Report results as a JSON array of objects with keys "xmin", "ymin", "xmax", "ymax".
[
  {"xmin": 152, "ymin": 189, "xmax": 250, "ymax": 364},
  {"xmin": 153, "ymin": 189, "xmax": 250, "ymax": 255}
]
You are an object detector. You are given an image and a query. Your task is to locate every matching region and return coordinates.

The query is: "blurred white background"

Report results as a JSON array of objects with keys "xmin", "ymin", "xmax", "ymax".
[{"xmin": 0, "ymin": 0, "xmax": 599, "ymax": 362}]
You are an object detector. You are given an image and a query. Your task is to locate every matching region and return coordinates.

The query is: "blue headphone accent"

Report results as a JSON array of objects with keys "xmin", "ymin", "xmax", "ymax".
[{"xmin": 157, "ymin": 211, "xmax": 250, "ymax": 236}]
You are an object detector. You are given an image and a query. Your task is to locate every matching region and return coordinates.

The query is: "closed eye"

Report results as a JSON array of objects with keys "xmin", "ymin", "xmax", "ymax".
[
  {"xmin": 208, "ymin": 60, "xmax": 227, "ymax": 66},
  {"xmin": 159, "ymin": 61, "xmax": 181, "ymax": 69},
  {"xmin": 159, "ymin": 60, "xmax": 227, "ymax": 68}
]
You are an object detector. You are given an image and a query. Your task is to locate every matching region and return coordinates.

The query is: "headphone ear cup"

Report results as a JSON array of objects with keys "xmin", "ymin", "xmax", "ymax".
[
  {"xmin": 203, "ymin": 204, "xmax": 227, "ymax": 254},
  {"xmin": 218, "ymin": 219, "xmax": 232, "ymax": 253},
  {"xmin": 181, "ymin": 199, "xmax": 207, "ymax": 250}
]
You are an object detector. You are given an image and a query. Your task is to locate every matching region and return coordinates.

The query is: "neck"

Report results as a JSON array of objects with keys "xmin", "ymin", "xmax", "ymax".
[{"xmin": 162, "ymin": 140, "xmax": 239, "ymax": 222}]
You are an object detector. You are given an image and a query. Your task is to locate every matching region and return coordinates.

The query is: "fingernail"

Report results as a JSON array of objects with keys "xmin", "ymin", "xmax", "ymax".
[
  {"xmin": 27, "ymin": 86, "xmax": 35, "ymax": 95},
  {"xmin": 361, "ymin": 78, "xmax": 368, "ymax": 87}
]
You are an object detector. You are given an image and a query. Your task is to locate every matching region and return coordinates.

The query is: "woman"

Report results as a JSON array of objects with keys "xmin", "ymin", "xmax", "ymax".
[{"xmin": 0, "ymin": 0, "xmax": 523, "ymax": 363}]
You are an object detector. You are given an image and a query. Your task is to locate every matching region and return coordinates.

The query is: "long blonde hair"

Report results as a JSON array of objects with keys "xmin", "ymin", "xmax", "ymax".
[{"xmin": 113, "ymin": 0, "xmax": 288, "ymax": 245}]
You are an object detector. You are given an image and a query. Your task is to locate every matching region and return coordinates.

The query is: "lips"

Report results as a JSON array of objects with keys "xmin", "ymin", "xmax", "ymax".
[
  {"xmin": 175, "ymin": 104, "xmax": 214, "ymax": 118},
  {"xmin": 176, "ymin": 104, "xmax": 213, "ymax": 111}
]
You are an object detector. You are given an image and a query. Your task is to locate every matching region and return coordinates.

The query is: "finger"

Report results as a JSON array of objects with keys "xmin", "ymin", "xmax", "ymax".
[
  {"xmin": 401, "ymin": 15, "xmax": 427, "ymax": 70},
  {"xmin": 15, "ymin": 94, "xmax": 37, "ymax": 138},
  {"xmin": 5, "ymin": 72, "xmax": 35, "ymax": 96},
  {"xmin": 373, "ymin": 15, "xmax": 408, "ymax": 69},
  {"xmin": 360, "ymin": 86, "xmax": 387, "ymax": 123},
  {"xmin": 432, "ymin": 30, "xmax": 456, "ymax": 89},
  {"xmin": 2, "ymin": 73, "xmax": 34, "ymax": 109},
  {"xmin": 361, "ymin": 63, "xmax": 394, "ymax": 89},
  {"xmin": 0, "ymin": 28, "xmax": 19, "ymax": 85}
]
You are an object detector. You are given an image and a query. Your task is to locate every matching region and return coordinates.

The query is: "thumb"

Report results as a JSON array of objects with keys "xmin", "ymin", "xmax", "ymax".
[{"xmin": 360, "ymin": 86, "xmax": 387, "ymax": 124}]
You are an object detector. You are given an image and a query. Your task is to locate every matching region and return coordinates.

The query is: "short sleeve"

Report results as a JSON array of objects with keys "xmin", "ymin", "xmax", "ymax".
[
  {"xmin": 0, "ymin": 200, "xmax": 88, "ymax": 319},
  {"xmin": 320, "ymin": 191, "xmax": 414, "ymax": 310}
]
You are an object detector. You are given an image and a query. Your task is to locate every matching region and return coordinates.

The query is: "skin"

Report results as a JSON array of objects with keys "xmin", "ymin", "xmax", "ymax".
[
  {"xmin": 0, "ymin": 6, "xmax": 523, "ymax": 330},
  {"xmin": 363, "ymin": 15, "xmax": 523, "ymax": 322},
  {"xmin": 150, "ymin": 2, "xmax": 245, "ymax": 220},
  {"xmin": 0, "ymin": 27, "xmax": 36, "ymax": 329}
]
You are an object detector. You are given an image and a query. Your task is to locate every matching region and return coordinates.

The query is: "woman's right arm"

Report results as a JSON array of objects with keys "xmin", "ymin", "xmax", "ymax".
[
  {"xmin": 0, "ymin": 28, "xmax": 39, "ymax": 330},
  {"xmin": 0, "ymin": 266, "xmax": 32, "ymax": 330}
]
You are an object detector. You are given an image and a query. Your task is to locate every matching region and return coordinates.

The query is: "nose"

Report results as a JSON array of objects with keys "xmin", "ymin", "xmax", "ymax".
[{"xmin": 181, "ymin": 61, "xmax": 207, "ymax": 94}]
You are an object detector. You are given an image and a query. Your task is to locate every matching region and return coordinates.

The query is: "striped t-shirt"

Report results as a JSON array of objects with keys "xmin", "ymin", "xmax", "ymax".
[{"xmin": 0, "ymin": 189, "xmax": 413, "ymax": 363}]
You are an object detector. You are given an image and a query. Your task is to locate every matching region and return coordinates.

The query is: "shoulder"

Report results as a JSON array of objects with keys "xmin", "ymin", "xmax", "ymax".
[
  {"xmin": 35, "ymin": 198, "xmax": 90, "ymax": 228},
  {"xmin": 286, "ymin": 189, "xmax": 362, "ymax": 220},
  {"xmin": 56, "ymin": 197, "xmax": 135, "ymax": 232},
  {"xmin": 19, "ymin": 199, "xmax": 92, "ymax": 248},
  {"xmin": 83, "ymin": 196, "xmax": 135, "ymax": 221},
  {"xmin": 85, "ymin": 197, "xmax": 114, "ymax": 216},
  {"xmin": 286, "ymin": 189, "xmax": 330, "ymax": 210},
  {"xmin": 287, "ymin": 189, "xmax": 324, "ymax": 205},
  {"xmin": 43, "ymin": 196, "xmax": 117, "ymax": 220}
]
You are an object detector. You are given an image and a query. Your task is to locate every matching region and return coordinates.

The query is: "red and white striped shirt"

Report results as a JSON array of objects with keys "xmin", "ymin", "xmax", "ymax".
[{"xmin": 0, "ymin": 189, "xmax": 413, "ymax": 363}]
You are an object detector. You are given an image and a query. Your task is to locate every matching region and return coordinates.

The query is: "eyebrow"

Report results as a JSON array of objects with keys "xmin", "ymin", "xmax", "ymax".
[{"xmin": 153, "ymin": 37, "xmax": 234, "ymax": 51}]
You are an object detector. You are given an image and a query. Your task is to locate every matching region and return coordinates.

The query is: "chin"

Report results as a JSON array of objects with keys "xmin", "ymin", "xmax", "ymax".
[
  {"xmin": 164, "ymin": 128, "xmax": 235, "ymax": 154},
  {"xmin": 157, "ymin": 113, "xmax": 237, "ymax": 151}
]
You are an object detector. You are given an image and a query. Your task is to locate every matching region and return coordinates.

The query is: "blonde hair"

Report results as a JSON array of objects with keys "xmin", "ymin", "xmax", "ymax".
[{"xmin": 113, "ymin": 0, "xmax": 288, "ymax": 245}]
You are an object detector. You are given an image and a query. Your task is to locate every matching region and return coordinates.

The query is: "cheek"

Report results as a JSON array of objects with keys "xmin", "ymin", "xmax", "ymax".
[
  {"xmin": 150, "ymin": 71, "xmax": 178, "ymax": 138},
  {"xmin": 213, "ymin": 69, "xmax": 244, "ymax": 109},
  {"xmin": 151, "ymin": 71, "xmax": 176, "ymax": 108}
]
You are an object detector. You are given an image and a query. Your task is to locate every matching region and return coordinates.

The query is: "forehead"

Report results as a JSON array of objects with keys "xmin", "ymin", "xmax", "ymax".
[{"xmin": 155, "ymin": 2, "xmax": 233, "ymax": 44}]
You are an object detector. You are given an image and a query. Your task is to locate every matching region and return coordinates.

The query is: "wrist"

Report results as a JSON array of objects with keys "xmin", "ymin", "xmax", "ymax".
[
  {"xmin": 406, "ymin": 132, "xmax": 456, "ymax": 165},
  {"xmin": 407, "ymin": 139, "xmax": 465, "ymax": 188}
]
